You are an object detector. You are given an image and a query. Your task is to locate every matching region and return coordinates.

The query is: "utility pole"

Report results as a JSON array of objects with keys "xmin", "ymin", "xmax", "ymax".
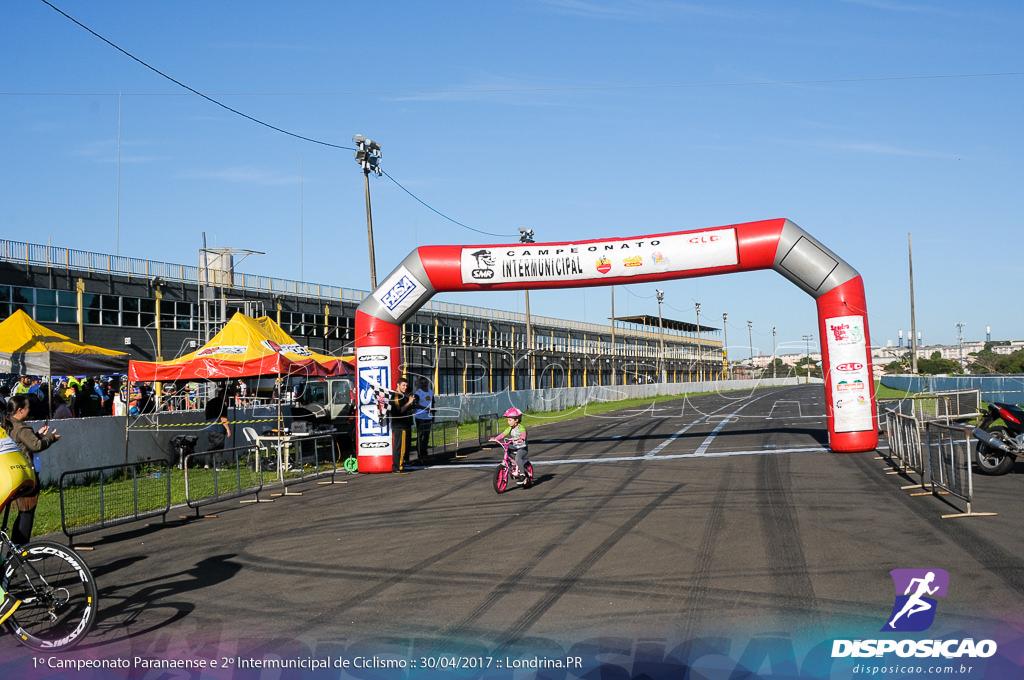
[
  {"xmin": 353, "ymin": 134, "xmax": 382, "ymax": 289},
  {"xmin": 772, "ymin": 326, "xmax": 777, "ymax": 379},
  {"xmin": 908, "ymin": 233, "xmax": 918, "ymax": 375},
  {"xmin": 747, "ymin": 320, "xmax": 754, "ymax": 372},
  {"xmin": 802, "ymin": 334, "xmax": 814, "ymax": 384}
]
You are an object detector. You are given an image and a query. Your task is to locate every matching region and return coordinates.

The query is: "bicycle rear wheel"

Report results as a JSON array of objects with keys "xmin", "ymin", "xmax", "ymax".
[
  {"xmin": 493, "ymin": 464, "xmax": 509, "ymax": 493},
  {"xmin": 4, "ymin": 540, "xmax": 98, "ymax": 651},
  {"xmin": 522, "ymin": 461, "xmax": 534, "ymax": 488}
]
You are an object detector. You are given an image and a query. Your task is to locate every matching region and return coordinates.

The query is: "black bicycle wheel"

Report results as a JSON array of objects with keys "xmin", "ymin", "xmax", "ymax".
[
  {"xmin": 4, "ymin": 540, "xmax": 98, "ymax": 651},
  {"xmin": 493, "ymin": 464, "xmax": 509, "ymax": 493}
]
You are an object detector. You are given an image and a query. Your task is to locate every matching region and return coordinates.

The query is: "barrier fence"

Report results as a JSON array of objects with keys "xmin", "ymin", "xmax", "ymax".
[
  {"xmin": 182, "ymin": 443, "xmax": 267, "ymax": 512},
  {"xmin": 880, "ymin": 391, "xmax": 997, "ymax": 520},
  {"xmin": 428, "ymin": 421, "xmax": 462, "ymax": 458},
  {"xmin": 59, "ymin": 460, "xmax": 172, "ymax": 546},
  {"xmin": 58, "ymin": 433, "xmax": 351, "ymax": 542},
  {"xmin": 924, "ymin": 421, "xmax": 997, "ymax": 519},
  {"xmin": 477, "ymin": 413, "xmax": 500, "ymax": 445},
  {"xmin": 882, "ymin": 407, "xmax": 926, "ymax": 488}
]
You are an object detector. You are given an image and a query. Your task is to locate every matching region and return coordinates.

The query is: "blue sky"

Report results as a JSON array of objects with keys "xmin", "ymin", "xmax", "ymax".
[{"xmin": 3, "ymin": 0, "xmax": 1022, "ymax": 357}]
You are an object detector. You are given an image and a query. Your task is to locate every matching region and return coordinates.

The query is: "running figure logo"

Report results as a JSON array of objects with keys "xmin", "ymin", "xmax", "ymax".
[{"xmin": 882, "ymin": 569, "xmax": 949, "ymax": 632}]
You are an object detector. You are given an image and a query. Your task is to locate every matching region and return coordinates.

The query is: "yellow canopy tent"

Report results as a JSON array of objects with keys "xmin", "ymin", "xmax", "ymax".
[{"xmin": 0, "ymin": 309, "xmax": 129, "ymax": 375}]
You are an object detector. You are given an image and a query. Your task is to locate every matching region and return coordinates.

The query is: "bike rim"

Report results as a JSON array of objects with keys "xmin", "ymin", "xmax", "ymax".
[{"xmin": 5, "ymin": 542, "xmax": 98, "ymax": 650}]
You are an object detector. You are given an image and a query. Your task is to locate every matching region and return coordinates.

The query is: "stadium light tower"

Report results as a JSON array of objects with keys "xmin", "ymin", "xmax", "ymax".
[
  {"xmin": 520, "ymin": 228, "xmax": 536, "ymax": 390},
  {"xmin": 656, "ymin": 289, "xmax": 665, "ymax": 383},
  {"xmin": 354, "ymin": 134, "xmax": 382, "ymax": 289}
]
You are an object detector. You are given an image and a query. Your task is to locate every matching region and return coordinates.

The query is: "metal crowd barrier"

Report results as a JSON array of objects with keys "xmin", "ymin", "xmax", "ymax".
[
  {"xmin": 478, "ymin": 413, "xmax": 499, "ymax": 445},
  {"xmin": 924, "ymin": 421, "xmax": 997, "ymax": 519},
  {"xmin": 931, "ymin": 389, "xmax": 983, "ymax": 420},
  {"xmin": 182, "ymin": 442, "xmax": 267, "ymax": 513},
  {"xmin": 59, "ymin": 460, "xmax": 172, "ymax": 546},
  {"xmin": 430, "ymin": 421, "xmax": 461, "ymax": 457},
  {"xmin": 278, "ymin": 434, "xmax": 348, "ymax": 491},
  {"xmin": 882, "ymin": 407, "xmax": 925, "ymax": 487}
]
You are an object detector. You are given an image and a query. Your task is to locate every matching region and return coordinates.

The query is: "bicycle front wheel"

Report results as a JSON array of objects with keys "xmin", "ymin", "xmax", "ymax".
[
  {"xmin": 493, "ymin": 464, "xmax": 509, "ymax": 493},
  {"xmin": 4, "ymin": 540, "xmax": 98, "ymax": 651}
]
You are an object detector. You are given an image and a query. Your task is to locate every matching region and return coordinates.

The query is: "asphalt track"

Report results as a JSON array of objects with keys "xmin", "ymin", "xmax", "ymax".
[{"xmin": 5, "ymin": 384, "xmax": 1024, "ymax": 679}]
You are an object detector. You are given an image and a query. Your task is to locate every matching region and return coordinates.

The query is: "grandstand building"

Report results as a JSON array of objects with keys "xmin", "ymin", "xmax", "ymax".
[{"xmin": 1, "ymin": 239, "xmax": 724, "ymax": 394}]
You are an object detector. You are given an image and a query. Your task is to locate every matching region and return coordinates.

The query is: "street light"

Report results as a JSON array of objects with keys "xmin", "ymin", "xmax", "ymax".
[
  {"xmin": 747, "ymin": 320, "xmax": 754, "ymax": 370},
  {"xmin": 802, "ymin": 334, "xmax": 814, "ymax": 384},
  {"xmin": 722, "ymin": 312, "xmax": 729, "ymax": 380},
  {"xmin": 353, "ymin": 134, "xmax": 382, "ymax": 289},
  {"xmin": 695, "ymin": 302, "xmax": 702, "ymax": 382},
  {"xmin": 520, "ymin": 228, "xmax": 535, "ymax": 390},
  {"xmin": 772, "ymin": 326, "xmax": 777, "ymax": 379},
  {"xmin": 656, "ymin": 289, "xmax": 665, "ymax": 383}
]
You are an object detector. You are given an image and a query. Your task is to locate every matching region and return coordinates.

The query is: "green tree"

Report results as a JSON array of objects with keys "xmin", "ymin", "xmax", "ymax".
[
  {"xmin": 917, "ymin": 351, "xmax": 961, "ymax": 375},
  {"xmin": 996, "ymin": 349, "xmax": 1024, "ymax": 374}
]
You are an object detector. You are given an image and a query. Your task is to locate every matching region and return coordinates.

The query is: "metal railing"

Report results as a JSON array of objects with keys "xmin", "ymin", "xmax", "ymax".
[
  {"xmin": 183, "ymin": 443, "xmax": 267, "ymax": 512},
  {"xmin": 882, "ymin": 407, "xmax": 924, "ymax": 484},
  {"xmin": 478, "ymin": 413, "xmax": 500, "ymax": 445},
  {"xmin": 59, "ymin": 460, "xmax": 172, "ymax": 545},
  {"xmin": 429, "ymin": 421, "xmax": 461, "ymax": 458},
  {"xmin": 924, "ymin": 421, "xmax": 996, "ymax": 519}
]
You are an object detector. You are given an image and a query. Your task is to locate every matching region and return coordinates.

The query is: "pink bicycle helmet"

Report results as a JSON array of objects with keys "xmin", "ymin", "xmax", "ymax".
[{"xmin": 503, "ymin": 407, "xmax": 523, "ymax": 418}]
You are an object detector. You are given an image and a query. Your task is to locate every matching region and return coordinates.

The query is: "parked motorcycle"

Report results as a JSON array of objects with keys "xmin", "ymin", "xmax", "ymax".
[{"xmin": 972, "ymin": 402, "xmax": 1024, "ymax": 475}]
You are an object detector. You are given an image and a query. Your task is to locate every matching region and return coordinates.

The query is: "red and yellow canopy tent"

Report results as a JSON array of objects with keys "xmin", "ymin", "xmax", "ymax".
[{"xmin": 128, "ymin": 312, "xmax": 351, "ymax": 382}]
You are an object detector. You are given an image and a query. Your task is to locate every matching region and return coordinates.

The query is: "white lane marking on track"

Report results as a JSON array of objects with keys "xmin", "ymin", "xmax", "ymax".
[
  {"xmin": 643, "ymin": 400, "xmax": 742, "ymax": 458},
  {"xmin": 692, "ymin": 392, "xmax": 772, "ymax": 456},
  {"xmin": 431, "ymin": 446, "xmax": 830, "ymax": 470}
]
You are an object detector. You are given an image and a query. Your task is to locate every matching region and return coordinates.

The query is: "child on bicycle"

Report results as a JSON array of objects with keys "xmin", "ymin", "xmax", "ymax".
[{"xmin": 493, "ymin": 407, "xmax": 529, "ymax": 483}]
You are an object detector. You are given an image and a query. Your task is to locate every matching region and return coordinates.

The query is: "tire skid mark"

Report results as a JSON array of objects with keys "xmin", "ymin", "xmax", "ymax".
[
  {"xmin": 436, "ymin": 461, "xmax": 655, "ymax": 644},
  {"xmin": 493, "ymin": 483, "xmax": 685, "ymax": 651},
  {"xmin": 759, "ymin": 453, "xmax": 820, "ymax": 624},
  {"xmin": 677, "ymin": 459, "xmax": 734, "ymax": 640},
  {"xmin": 301, "ymin": 485, "xmax": 582, "ymax": 627}
]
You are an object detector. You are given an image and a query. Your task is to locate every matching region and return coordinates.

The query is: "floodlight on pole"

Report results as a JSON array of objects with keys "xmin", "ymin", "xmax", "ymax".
[
  {"xmin": 747, "ymin": 320, "xmax": 754, "ymax": 364},
  {"xmin": 354, "ymin": 134, "xmax": 382, "ymax": 289},
  {"xmin": 520, "ymin": 228, "xmax": 536, "ymax": 389},
  {"xmin": 695, "ymin": 302, "xmax": 702, "ymax": 382},
  {"xmin": 722, "ymin": 312, "xmax": 729, "ymax": 380},
  {"xmin": 656, "ymin": 289, "xmax": 665, "ymax": 383}
]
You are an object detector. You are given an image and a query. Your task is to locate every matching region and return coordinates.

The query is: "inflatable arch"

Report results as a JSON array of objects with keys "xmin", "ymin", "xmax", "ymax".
[{"xmin": 354, "ymin": 218, "xmax": 877, "ymax": 473}]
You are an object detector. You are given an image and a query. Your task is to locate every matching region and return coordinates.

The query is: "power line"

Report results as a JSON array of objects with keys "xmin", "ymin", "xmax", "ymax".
[
  {"xmin": 381, "ymin": 170, "xmax": 511, "ymax": 238},
  {"xmin": 38, "ymin": 0, "xmax": 513, "ymax": 239}
]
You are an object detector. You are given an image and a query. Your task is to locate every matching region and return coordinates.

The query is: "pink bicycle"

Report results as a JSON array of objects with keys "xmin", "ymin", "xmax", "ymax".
[{"xmin": 489, "ymin": 437, "xmax": 534, "ymax": 493}]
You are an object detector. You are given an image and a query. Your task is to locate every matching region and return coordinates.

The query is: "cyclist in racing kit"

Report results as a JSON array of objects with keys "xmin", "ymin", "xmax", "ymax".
[
  {"xmin": 493, "ymin": 408, "xmax": 530, "ymax": 483},
  {"xmin": 0, "ymin": 429, "xmax": 32, "ymax": 624}
]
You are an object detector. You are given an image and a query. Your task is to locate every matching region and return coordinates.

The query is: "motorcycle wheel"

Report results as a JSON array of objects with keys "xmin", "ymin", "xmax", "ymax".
[{"xmin": 975, "ymin": 425, "xmax": 1016, "ymax": 476}]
